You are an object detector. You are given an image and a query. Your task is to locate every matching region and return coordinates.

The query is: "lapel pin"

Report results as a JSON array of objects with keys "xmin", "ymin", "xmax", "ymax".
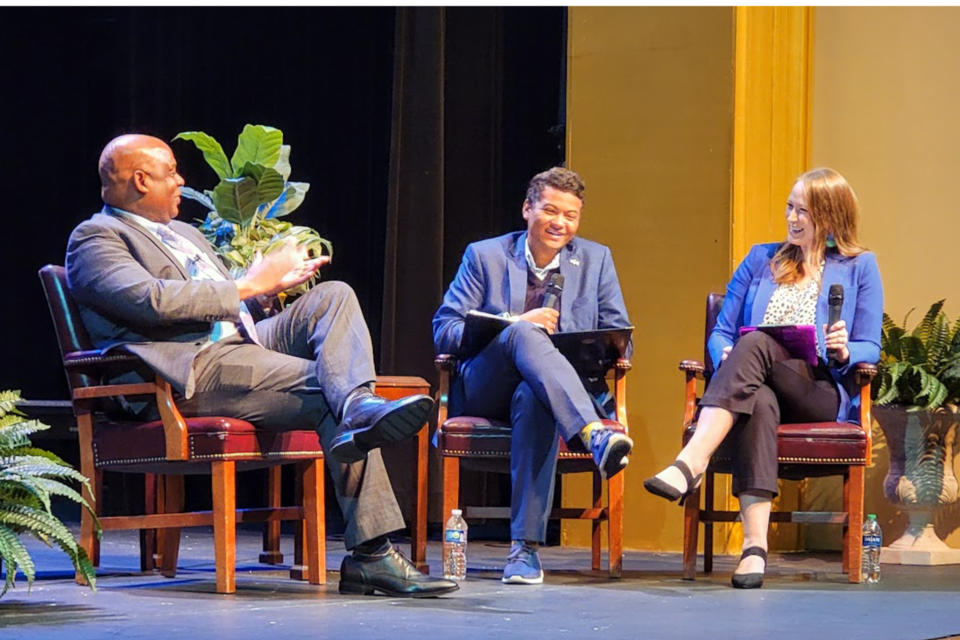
[{"xmin": 569, "ymin": 258, "xmax": 580, "ymax": 266}]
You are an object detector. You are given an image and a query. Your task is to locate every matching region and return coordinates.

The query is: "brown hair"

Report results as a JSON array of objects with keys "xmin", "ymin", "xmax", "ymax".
[
  {"xmin": 525, "ymin": 167, "xmax": 586, "ymax": 206},
  {"xmin": 771, "ymin": 167, "xmax": 866, "ymax": 284}
]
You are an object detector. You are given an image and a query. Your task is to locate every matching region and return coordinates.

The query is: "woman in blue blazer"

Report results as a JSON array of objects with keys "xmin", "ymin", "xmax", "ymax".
[{"xmin": 644, "ymin": 168, "xmax": 883, "ymax": 588}]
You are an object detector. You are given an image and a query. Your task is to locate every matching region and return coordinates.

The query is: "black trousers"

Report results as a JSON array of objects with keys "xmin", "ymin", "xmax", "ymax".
[{"xmin": 700, "ymin": 331, "xmax": 840, "ymax": 497}]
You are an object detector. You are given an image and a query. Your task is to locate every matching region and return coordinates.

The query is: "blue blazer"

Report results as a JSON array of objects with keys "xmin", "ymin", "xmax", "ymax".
[
  {"xmin": 433, "ymin": 231, "xmax": 631, "ymax": 356},
  {"xmin": 708, "ymin": 242, "xmax": 884, "ymax": 423}
]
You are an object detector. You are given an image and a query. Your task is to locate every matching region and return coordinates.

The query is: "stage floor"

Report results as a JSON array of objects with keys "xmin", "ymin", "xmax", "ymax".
[{"xmin": 2, "ymin": 527, "xmax": 958, "ymax": 640}]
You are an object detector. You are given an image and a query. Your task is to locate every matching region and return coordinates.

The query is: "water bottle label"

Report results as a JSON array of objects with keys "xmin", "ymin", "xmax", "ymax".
[
  {"xmin": 445, "ymin": 529, "xmax": 465, "ymax": 544},
  {"xmin": 863, "ymin": 534, "xmax": 881, "ymax": 547}
]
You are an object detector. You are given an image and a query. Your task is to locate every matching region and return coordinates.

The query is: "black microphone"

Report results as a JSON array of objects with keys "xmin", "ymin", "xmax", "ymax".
[
  {"xmin": 827, "ymin": 284, "xmax": 844, "ymax": 367},
  {"xmin": 542, "ymin": 273, "xmax": 564, "ymax": 310}
]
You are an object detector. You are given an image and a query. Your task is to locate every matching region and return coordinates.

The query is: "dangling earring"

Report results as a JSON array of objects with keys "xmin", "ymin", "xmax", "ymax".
[{"xmin": 825, "ymin": 233, "xmax": 837, "ymax": 248}]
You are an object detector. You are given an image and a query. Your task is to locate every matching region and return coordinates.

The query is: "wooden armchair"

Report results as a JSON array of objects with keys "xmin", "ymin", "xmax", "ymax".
[
  {"xmin": 434, "ymin": 353, "xmax": 631, "ymax": 577},
  {"xmin": 679, "ymin": 293, "xmax": 877, "ymax": 583},
  {"xmin": 40, "ymin": 265, "xmax": 431, "ymax": 591},
  {"xmin": 39, "ymin": 264, "xmax": 326, "ymax": 593}
]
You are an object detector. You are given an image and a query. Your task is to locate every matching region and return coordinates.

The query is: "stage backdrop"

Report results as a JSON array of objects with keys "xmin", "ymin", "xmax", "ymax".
[{"xmin": 1, "ymin": 6, "xmax": 566, "ymax": 528}]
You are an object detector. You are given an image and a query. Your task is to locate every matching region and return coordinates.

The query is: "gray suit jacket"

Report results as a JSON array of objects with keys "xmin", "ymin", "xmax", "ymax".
[
  {"xmin": 433, "ymin": 231, "xmax": 631, "ymax": 355},
  {"xmin": 65, "ymin": 208, "xmax": 242, "ymax": 397}
]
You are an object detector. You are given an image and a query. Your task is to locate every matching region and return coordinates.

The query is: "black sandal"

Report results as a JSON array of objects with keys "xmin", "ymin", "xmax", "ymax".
[
  {"xmin": 643, "ymin": 460, "xmax": 703, "ymax": 506},
  {"xmin": 731, "ymin": 546, "xmax": 767, "ymax": 589}
]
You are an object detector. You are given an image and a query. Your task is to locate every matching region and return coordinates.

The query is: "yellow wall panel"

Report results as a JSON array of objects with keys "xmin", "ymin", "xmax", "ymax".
[
  {"xmin": 807, "ymin": 6, "xmax": 960, "ymax": 551},
  {"xmin": 565, "ymin": 6, "xmax": 735, "ymax": 551}
]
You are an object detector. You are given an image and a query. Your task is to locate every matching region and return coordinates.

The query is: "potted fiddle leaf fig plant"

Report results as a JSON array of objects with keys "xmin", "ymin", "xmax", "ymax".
[
  {"xmin": 872, "ymin": 300, "xmax": 960, "ymax": 563},
  {"xmin": 0, "ymin": 390, "xmax": 98, "ymax": 596},
  {"xmin": 174, "ymin": 124, "xmax": 332, "ymax": 299}
]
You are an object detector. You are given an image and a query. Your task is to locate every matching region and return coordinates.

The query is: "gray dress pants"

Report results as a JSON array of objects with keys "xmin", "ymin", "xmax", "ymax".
[{"xmin": 175, "ymin": 281, "xmax": 405, "ymax": 549}]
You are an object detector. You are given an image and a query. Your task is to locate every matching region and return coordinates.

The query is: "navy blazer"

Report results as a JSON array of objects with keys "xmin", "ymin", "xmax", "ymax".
[
  {"xmin": 433, "ymin": 231, "xmax": 631, "ymax": 356},
  {"xmin": 708, "ymin": 242, "xmax": 884, "ymax": 423}
]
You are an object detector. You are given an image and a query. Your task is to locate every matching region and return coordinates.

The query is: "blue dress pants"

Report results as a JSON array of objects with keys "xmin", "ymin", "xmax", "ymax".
[{"xmin": 456, "ymin": 322, "xmax": 602, "ymax": 543}]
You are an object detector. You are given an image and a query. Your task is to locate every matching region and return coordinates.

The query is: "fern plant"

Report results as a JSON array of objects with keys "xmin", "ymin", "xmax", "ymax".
[
  {"xmin": 874, "ymin": 300, "xmax": 960, "ymax": 410},
  {"xmin": 0, "ymin": 390, "xmax": 98, "ymax": 596},
  {"xmin": 174, "ymin": 124, "xmax": 333, "ymax": 298}
]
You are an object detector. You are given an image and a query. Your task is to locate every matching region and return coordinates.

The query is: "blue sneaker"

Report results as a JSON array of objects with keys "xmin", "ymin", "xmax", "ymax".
[
  {"xmin": 590, "ymin": 424, "xmax": 633, "ymax": 480},
  {"xmin": 501, "ymin": 541, "xmax": 544, "ymax": 584}
]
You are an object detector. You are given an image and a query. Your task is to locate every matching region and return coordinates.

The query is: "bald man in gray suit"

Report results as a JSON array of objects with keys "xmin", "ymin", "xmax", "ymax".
[{"xmin": 65, "ymin": 134, "xmax": 457, "ymax": 598}]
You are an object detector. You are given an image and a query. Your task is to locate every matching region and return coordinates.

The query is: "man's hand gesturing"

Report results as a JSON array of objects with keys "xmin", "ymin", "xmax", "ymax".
[{"xmin": 235, "ymin": 238, "xmax": 328, "ymax": 300}]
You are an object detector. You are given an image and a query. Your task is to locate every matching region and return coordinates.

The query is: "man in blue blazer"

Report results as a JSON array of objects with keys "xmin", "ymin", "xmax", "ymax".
[{"xmin": 433, "ymin": 167, "xmax": 633, "ymax": 584}]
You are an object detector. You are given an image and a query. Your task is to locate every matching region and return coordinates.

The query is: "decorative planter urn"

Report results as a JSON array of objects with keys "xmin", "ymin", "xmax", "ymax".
[{"xmin": 873, "ymin": 405, "xmax": 960, "ymax": 565}]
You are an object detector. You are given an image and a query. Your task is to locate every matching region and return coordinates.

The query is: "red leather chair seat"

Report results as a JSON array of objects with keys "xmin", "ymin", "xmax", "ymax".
[
  {"xmin": 684, "ymin": 420, "xmax": 867, "ymax": 477},
  {"xmin": 438, "ymin": 417, "xmax": 626, "ymax": 473},
  {"xmin": 94, "ymin": 417, "xmax": 323, "ymax": 473}
]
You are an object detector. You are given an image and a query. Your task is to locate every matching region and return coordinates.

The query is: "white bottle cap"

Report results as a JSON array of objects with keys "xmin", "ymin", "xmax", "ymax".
[{"xmin": 452, "ymin": 509, "xmax": 463, "ymax": 516}]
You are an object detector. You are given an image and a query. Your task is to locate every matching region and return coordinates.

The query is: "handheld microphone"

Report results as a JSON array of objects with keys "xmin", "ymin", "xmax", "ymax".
[
  {"xmin": 827, "ymin": 284, "xmax": 844, "ymax": 367},
  {"xmin": 542, "ymin": 273, "xmax": 565, "ymax": 311}
]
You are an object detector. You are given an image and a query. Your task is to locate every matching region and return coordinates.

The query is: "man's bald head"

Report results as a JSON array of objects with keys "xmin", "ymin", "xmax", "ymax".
[{"xmin": 99, "ymin": 134, "xmax": 184, "ymax": 224}]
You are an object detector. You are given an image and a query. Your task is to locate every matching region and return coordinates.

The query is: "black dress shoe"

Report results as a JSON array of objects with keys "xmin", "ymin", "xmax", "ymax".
[
  {"xmin": 339, "ymin": 545, "xmax": 459, "ymax": 598},
  {"xmin": 330, "ymin": 394, "xmax": 434, "ymax": 464}
]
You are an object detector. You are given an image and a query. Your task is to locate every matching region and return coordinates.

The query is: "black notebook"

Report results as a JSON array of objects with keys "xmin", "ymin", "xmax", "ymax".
[{"xmin": 459, "ymin": 310, "xmax": 632, "ymax": 375}]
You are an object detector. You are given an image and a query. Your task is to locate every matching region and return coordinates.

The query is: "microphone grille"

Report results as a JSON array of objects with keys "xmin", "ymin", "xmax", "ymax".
[
  {"xmin": 829, "ymin": 284, "xmax": 844, "ymax": 300},
  {"xmin": 549, "ymin": 273, "xmax": 565, "ymax": 291}
]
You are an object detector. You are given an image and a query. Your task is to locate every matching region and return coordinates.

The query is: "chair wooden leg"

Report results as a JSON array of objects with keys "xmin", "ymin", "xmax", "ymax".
[
  {"xmin": 290, "ymin": 465, "xmax": 307, "ymax": 581},
  {"xmin": 141, "ymin": 473, "xmax": 160, "ymax": 571},
  {"xmin": 842, "ymin": 467, "xmax": 852, "ymax": 573},
  {"xmin": 442, "ymin": 456, "xmax": 461, "ymax": 524},
  {"xmin": 592, "ymin": 472, "xmax": 602, "ymax": 571},
  {"xmin": 212, "ymin": 461, "xmax": 237, "ymax": 594},
  {"xmin": 76, "ymin": 413, "xmax": 100, "ymax": 582},
  {"xmin": 410, "ymin": 426, "xmax": 429, "ymax": 572},
  {"xmin": 844, "ymin": 466, "xmax": 866, "ymax": 583},
  {"xmin": 682, "ymin": 484, "xmax": 701, "ymax": 580},
  {"xmin": 260, "ymin": 466, "xmax": 284, "ymax": 565},
  {"xmin": 160, "ymin": 474, "xmax": 185, "ymax": 578},
  {"xmin": 703, "ymin": 471, "xmax": 715, "ymax": 574},
  {"xmin": 607, "ymin": 471, "xmax": 624, "ymax": 578},
  {"xmin": 301, "ymin": 459, "xmax": 325, "ymax": 585}
]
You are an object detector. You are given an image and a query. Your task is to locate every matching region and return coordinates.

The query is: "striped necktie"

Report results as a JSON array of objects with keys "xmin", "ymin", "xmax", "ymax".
[{"xmin": 156, "ymin": 225, "xmax": 262, "ymax": 346}]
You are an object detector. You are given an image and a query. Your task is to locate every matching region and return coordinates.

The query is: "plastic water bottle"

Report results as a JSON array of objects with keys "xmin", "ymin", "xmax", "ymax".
[
  {"xmin": 443, "ymin": 508, "xmax": 468, "ymax": 580},
  {"xmin": 861, "ymin": 514, "xmax": 882, "ymax": 583}
]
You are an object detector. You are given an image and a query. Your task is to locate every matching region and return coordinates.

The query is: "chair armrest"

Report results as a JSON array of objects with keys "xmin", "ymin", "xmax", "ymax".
[
  {"xmin": 155, "ymin": 377, "xmax": 189, "ymax": 460},
  {"xmin": 434, "ymin": 355, "xmax": 459, "ymax": 429},
  {"xmin": 679, "ymin": 360, "xmax": 705, "ymax": 375},
  {"xmin": 678, "ymin": 360, "xmax": 705, "ymax": 430},
  {"xmin": 66, "ymin": 349, "xmax": 157, "ymax": 402},
  {"xmin": 435, "ymin": 354, "xmax": 459, "ymax": 372},
  {"xmin": 65, "ymin": 349, "xmax": 190, "ymax": 461},
  {"xmin": 64, "ymin": 350, "xmax": 142, "ymax": 369},
  {"xmin": 854, "ymin": 362, "xmax": 878, "ymax": 466},
  {"xmin": 854, "ymin": 362, "xmax": 878, "ymax": 386}
]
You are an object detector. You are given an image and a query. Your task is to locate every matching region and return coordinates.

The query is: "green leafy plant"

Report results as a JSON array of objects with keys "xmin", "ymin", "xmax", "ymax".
[
  {"xmin": 174, "ymin": 124, "xmax": 332, "ymax": 298},
  {"xmin": 0, "ymin": 390, "xmax": 97, "ymax": 596},
  {"xmin": 874, "ymin": 300, "xmax": 960, "ymax": 410}
]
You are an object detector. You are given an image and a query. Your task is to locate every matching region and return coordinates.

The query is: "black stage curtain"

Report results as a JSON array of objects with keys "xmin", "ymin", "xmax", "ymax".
[
  {"xmin": 380, "ymin": 7, "xmax": 565, "ymax": 384},
  {"xmin": 2, "ymin": 6, "xmax": 395, "ymax": 399},
  {"xmin": 380, "ymin": 7, "xmax": 565, "ymax": 530},
  {"xmin": 2, "ymin": 6, "xmax": 563, "ymax": 528},
  {"xmin": 3, "ymin": 5, "xmax": 563, "ymax": 402}
]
